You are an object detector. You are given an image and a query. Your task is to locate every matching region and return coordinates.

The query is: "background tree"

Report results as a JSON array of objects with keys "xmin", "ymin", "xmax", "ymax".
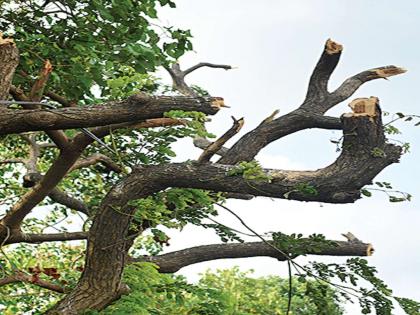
[{"xmin": 0, "ymin": 1, "xmax": 419, "ymax": 314}]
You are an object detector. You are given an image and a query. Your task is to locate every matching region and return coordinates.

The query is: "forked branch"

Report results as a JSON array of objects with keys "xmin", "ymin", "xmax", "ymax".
[{"xmin": 218, "ymin": 39, "xmax": 405, "ymax": 165}]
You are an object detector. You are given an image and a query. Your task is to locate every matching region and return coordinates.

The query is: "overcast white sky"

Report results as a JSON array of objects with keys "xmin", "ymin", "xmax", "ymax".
[{"xmin": 155, "ymin": 1, "xmax": 420, "ymax": 314}]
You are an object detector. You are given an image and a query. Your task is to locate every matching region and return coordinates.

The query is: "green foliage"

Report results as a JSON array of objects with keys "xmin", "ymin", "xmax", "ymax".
[
  {"xmin": 361, "ymin": 182, "xmax": 412, "ymax": 203},
  {"xmin": 272, "ymin": 232, "xmax": 337, "ymax": 257},
  {"xmin": 303, "ymin": 258, "xmax": 419, "ymax": 315},
  {"xmin": 395, "ymin": 297, "xmax": 420, "ymax": 315},
  {"xmin": 0, "ymin": 244, "xmax": 85, "ymax": 314},
  {"xmin": 0, "ymin": 0, "xmax": 193, "ymax": 101},
  {"xmin": 283, "ymin": 183, "xmax": 318, "ymax": 199},
  {"xmin": 101, "ymin": 265, "xmax": 344, "ymax": 315},
  {"xmin": 227, "ymin": 160, "xmax": 272, "ymax": 182},
  {"xmin": 371, "ymin": 147, "xmax": 386, "ymax": 158},
  {"xmin": 126, "ymin": 188, "xmax": 239, "ymax": 255},
  {"xmin": 0, "ymin": 1, "xmax": 418, "ymax": 314},
  {"xmin": 106, "ymin": 66, "xmax": 159, "ymax": 100}
]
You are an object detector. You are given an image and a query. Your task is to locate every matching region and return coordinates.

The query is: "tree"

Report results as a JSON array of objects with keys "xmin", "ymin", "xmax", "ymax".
[{"xmin": 0, "ymin": 1, "xmax": 419, "ymax": 314}]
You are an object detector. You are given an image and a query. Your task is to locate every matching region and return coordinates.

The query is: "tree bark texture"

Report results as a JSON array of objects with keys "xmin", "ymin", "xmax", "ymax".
[
  {"xmin": 0, "ymin": 38, "xmax": 406, "ymax": 314},
  {"xmin": 0, "ymin": 35, "xmax": 19, "ymax": 100}
]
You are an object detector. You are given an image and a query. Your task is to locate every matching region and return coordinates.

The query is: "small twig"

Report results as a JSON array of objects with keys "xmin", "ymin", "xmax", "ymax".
[{"xmin": 183, "ymin": 62, "xmax": 233, "ymax": 76}]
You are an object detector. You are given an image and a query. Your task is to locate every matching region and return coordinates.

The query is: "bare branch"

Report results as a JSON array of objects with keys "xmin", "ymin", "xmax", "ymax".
[
  {"xmin": 48, "ymin": 188, "xmax": 90, "ymax": 215},
  {"xmin": 219, "ymin": 40, "xmax": 405, "ymax": 165},
  {"xmin": 19, "ymin": 172, "xmax": 90, "ymax": 215},
  {"xmin": 198, "ymin": 117, "xmax": 244, "ymax": 163},
  {"xmin": 136, "ymin": 239, "xmax": 373, "ymax": 273},
  {"xmin": 183, "ymin": 62, "xmax": 233, "ymax": 76},
  {"xmin": 6, "ymin": 231, "xmax": 87, "ymax": 245},
  {"xmin": 329, "ymin": 66, "xmax": 406, "ymax": 106},
  {"xmin": 0, "ymin": 271, "xmax": 66, "ymax": 293},
  {"xmin": 305, "ymin": 39, "xmax": 343, "ymax": 102},
  {"xmin": 165, "ymin": 62, "xmax": 233, "ymax": 96},
  {"xmin": 70, "ymin": 153, "xmax": 123, "ymax": 173},
  {"xmin": 194, "ymin": 137, "xmax": 229, "ymax": 156},
  {"xmin": 0, "ymin": 158, "xmax": 25, "ymax": 165},
  {"xmin": 45, "ymin": 90, "xmax": 77, "ymax": 107}
]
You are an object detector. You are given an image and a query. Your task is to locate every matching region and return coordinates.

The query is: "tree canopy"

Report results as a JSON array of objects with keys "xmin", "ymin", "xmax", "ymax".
[{"xmin": 0, "ymin": 0, "xmax": 419, "ymax": 314}]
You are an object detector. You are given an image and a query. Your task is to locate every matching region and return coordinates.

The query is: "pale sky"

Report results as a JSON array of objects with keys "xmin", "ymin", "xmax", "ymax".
[{"xmin": 156, "ymin": 1, "xmax": 420, "ymax": 314}]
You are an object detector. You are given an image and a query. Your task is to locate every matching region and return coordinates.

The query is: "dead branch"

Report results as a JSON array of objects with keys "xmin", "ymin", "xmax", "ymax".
[
  {"xmin": 305, "ymin": 39, "xmax": 342, "ymax": 102},
  {"xmin": 329, "ymin": 66, "xmax": 406, "ymax": 106},
  {"xmin": 194, "ymin": 137, "xmax": 229, "ymax": 156},
  {"xmin": 197, "ymin": 116, "xmax": 244, "ymax": 163},
  {"xmin": 218, "ymin": 39, "xmax": 405, "ymax": 165},
  {"xmin": 30, "ymin": 59, "xmax": 53, "ymax": 102}
]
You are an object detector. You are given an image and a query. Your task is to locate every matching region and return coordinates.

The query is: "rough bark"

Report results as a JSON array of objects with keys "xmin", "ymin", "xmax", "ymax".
[
  {"xmin": 0, "ymin": 94, "xmax": 223, "ymax": 135},
  {"xmin": 49, "ymin": 104, "xmax": 401, "ymax": 314},
  {"xmin": 138, "ymin": 240, "xmax": 373, "ymax": 273},
  {"xmin": 0, "ymin": 39, "xmax": 405, "ymax": 314},
  {"xmin": 218, "ymin": 40, "xmax": 404, "ymax": 165},
  {"xmin": 0, "ymin": 34, "xmax": 19, "ymax": 100}
]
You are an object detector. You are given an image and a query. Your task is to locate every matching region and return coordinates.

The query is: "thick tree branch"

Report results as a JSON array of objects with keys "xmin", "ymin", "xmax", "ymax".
[
  {"xmin": 9, "ymin": 85, "xmax": 69, "ymax": 149},
  {"xmin": 328, "ymin": 66, "xmax": 407, "ymax": 107},
  {"xmin": 54, "ymin": 105, "xmax": 402, "ymax": 313},
  {"xmin": 137, "ymin": 239, "xmax": 373, "ymax": 273},
  {"xmin": 305, "ymin": 39, "xmax": 342, "ymax": 102},
  {"xmin": 0, "ymin": 33, "xmax": 19, "ymax": 100},
  {"xmin": 218, "ymin": 40, "xmax": 405, "ymax": 165},
  {"xmin": 0, "ymin": 93, "xmax": 223, "ymax": 135}
]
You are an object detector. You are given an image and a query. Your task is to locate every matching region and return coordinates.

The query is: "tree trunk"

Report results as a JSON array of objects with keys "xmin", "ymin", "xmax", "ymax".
[{"xmin": 0, "ymin": 34, "xmax": 19, "ymax": 100}]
